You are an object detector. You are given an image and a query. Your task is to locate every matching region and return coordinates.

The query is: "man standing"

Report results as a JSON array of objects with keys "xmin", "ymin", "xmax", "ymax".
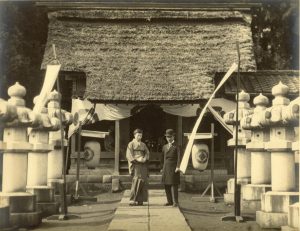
[{"xmin": 161, "ymin": 129, "xmax": 181, "ymax": 207}]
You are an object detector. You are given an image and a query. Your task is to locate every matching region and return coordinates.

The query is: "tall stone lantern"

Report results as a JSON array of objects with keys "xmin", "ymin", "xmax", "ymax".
[
  {"xmin": 0, "ymin": 82, "xmax": 42, "ymax": 228},
  {"xmin": 256, "ymin": 82, "xmax": 299, "ymax": 229},
  {"xmin": 240, "ymin": 93, "xmax": 272, "ymax": 212},
  {"xmin": 26, "ymin": 96, "xmax": 60, "ymax": 217},
  {"xmin": 223, "ymin": 90, "xmax": 252, "ymax": 204}
]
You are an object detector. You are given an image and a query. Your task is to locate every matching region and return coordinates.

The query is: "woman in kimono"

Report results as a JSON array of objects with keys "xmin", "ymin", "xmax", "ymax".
[{"xmin": 126, "ymin": 128, "xmax": 150, "ymax": 206}]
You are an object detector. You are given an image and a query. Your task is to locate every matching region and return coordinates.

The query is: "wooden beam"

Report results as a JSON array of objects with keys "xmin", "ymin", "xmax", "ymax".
[
  {"xmin": 177, "ymin": 116, "xmax": 183, "ymax": 148},
  {"xmin": 35, "ymin": 1, "xmax": 263, "ymax": 9},
  {"xmin": 114, "ymin": 120, "xmax": 120, "ymax": 175}
]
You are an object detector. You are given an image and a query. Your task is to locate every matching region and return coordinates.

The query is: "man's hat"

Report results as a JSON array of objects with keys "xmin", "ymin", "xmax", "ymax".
[
  {"xmin": 165, "ymin": 129, "xmax": 175, "ymax": 137},
  {"xmin": 133, "ymin": 128, "xmax": 143, "ymax": 135}
]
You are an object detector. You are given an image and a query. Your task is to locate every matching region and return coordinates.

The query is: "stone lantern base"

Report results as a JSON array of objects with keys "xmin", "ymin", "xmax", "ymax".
[
  {"xmin": 0, "ymin": 205, "xmax": 18, "ymax": 231},
  {"xmin": 256, "ymin": 191, "xmax": 299, "ymax": 228},
  {"xmin": 241, "ymin": 184, "xmax": 271, "ymax": 213},
  {"xmin": 224, "ymin": 178, "xmax": 250, "ymax": 204},
  {"xmin": 281, "ymin": 202, "xmax": 299, "ymax": 231},
  {"xmin": 0, "ymin": 192, "xmax": 41, "ymax": 228},
  {"xmin": 26, "ymin": 186, "xmax": 59, "ymax": 218}
]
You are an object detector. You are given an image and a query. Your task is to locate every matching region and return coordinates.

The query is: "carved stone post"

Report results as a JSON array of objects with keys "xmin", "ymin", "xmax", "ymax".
[
  {"xmin": 26, "ymin": 96, "xmax": 60, "ymax": 217},
  {"xmin": 223, "ymin": 90, "xmax": 252, "ymax": 204},
  {"xmin": 240, "ymin": 93, "xmax": 272, "ymax": 212},
  {"xmin": 281, "ymin": 97, "xmax": 299, "ymax": 231},
  {"xmin": 0, "ymin": 82, "xmax": 41, "ymax": 228},
  {"xmin": 256, "ymin": 82, "xmax": 299, "ymax": 229},
  {"xmin": 47, "ymin": 90, "xmax": 72, "ymax": 202}
]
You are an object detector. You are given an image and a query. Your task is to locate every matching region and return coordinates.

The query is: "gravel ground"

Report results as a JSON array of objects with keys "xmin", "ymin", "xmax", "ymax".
[
  {"xmin": 33, "ymin": 192, "xmax": 123, "ymax": 231},
  {"xmin": 178, "ymin": 191, "xmax": 278, "ymax": 231},
  {"xmin": 31, "ymin": 190, "xmax": 279, "ymax": 231}
]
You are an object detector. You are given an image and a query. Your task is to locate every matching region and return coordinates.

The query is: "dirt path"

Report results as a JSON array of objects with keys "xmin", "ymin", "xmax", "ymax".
[
  {"xmin": 179, "ymin": 191, "xmax": 277, "ymax": 231},
  {"xmin": 34, "ymin": 192, "xmax": 123, "ymax": 231}
]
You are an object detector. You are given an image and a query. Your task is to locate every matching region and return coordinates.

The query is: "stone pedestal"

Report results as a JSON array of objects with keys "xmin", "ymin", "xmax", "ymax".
[
  {"xmin": 0, "ymin": 205, "xmax": 16, "ymax": 230},
  {"xmin": 256, "ymin": 191, "xmax": 298, "ymax": 228},
  {"xmin": 26, "ymin": 186, "xmax": 59, "ymax": 217},
  {"xmin": 281, "ymin": 202, "xmax": 299, "ymax": 231},
  {"xmin": 0, "ymin": 192, "xmax": 41, "ymax": 228},
  {"xmin": 224, "ymin": 178, "xmax": 250, "ymax": 204},
  {"xmin": 241, "ymin": 184, "xmax": 271, "ymax": 212}
]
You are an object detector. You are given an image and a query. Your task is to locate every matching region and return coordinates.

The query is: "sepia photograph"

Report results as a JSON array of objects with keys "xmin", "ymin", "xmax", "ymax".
[{"xmin": 0, "ymin": 0, "xmax": 299, "ymax": 230}]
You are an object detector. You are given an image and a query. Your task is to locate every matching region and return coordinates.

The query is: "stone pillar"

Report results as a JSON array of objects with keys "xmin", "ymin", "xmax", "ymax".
[
  {"xmin": 47, "ymin": 91, "xmax": 64, "ymax": 185},
  {"xmin": 223, "ymin": 90, "xmax": 252, "ymax": 204},
  {"xmin": 256, "ymin": 82, "xmax": 299, "ymax": 229},
  {"xmin": 0, "ymin": 82, "xmax": 41, "ymax": 228},
  {"xmin": 47, "ymin": 90, "xmax": 72, "ymax": 203},
  {"xmin": 281, "ymin": 98, "xmax": 300, "ymax": 231},
  {"xmin": 240, "ymin": 93, "xmax": 272, "ymax": 212},
  {"xmin": 26, "ymin": 96, "xmax": 60, "ymax": 218}
]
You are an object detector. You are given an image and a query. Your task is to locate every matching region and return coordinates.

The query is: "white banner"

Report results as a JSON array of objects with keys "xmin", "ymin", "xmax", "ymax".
[
  {"xmin": 33, "ymin": 64, "xmax": 61, "ymax": 114},
  {"xmin": 29, "ymin": 64, "xmax": 61, "ymax": 134},
  {"xmin": 179, "ymin": 63, "xmax": 238, "ymax": 174}
]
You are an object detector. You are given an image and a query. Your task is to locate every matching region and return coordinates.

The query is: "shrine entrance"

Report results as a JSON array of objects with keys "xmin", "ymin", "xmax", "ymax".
[{"xmin": 127, "ymin": 104, "xmax": 177, "ymax": 174}]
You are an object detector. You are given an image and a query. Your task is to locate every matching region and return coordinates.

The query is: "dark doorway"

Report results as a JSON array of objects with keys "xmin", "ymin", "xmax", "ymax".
[{"xmin": 130, "ymin": 104, "xmax": 167, "ymax": 153}]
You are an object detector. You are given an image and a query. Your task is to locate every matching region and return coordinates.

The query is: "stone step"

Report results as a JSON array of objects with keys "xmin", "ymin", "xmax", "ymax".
[
  {"xmin": 66, "ymin": 173, "xmax": 232, "ymax": 184},
  {"xmin": 0, "ymin": 192, "xmax": 36, "ymax": 213},
  {"xmin": 36, "ymin": 202, "xmax": 59, "ymax": 218},
  {"xmin": 0, "ymin": 205, "xmax": 10, "ymax": 229},
  {"xmin": 26, "ymin": 186, "xmax": 54, "ymax": 202},
  {"xmin": 261, "ymin": 191, "xmax": 299, "ymax": 213},
  {"xmin": 288, "ymin": 202, "xmax": 299, "ymax": 228},
  {"xmin": 256, "ymin": 210, "xmax": 288, "ymax": 228},
  {"xmin": 226, "ymin": 178, "xmax": 250, "ymax": 194},
  {"xmin": 242, "ymin": 184, "xmax": 272, "ymax": 201},
  {"xmin": 10, "ymin": 211, "xmax": 42, "ymax": 228}
]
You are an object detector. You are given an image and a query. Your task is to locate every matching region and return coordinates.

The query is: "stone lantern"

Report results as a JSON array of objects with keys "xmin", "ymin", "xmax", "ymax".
[
  {"xmin": 223, "ymin": 90, "xmax": 252, "ymax": 204},
  {"xmin": 281, "ymin": 97, "xmax": 299, "ymax": 231},
  {"xmin": 240, "ymin": 93, "xmax": 272, "ymax": 212},
  {"xmin": 0, "ymin": 82, "xmax": 41, "ymax": 228},
  {"xmin": 47, "ymin": 90, "xmax": 73, "ymax": 201},
  {"xmin": 26, "ymin": 95, "xmax": 60, "ymax": 217},
  {"xmin": 256, "ymin": 82, "xmax": 299, "ymax": 229}
]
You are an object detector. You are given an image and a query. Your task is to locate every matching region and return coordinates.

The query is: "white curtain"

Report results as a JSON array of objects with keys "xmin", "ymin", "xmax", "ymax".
[
  {"xmin": 95, "ymin": 104, "xmax": 134, "ymax": 121},
  {"xmin": 68, "ymin": 98, "xmax": 134, "ymax": 137},
  {"xmin": 68, "ymin": 98, "xmax": 235, "ymax": 137},
  {"xmin": 161, "ymin": 98, "xmax": 235, "ymax": 117},
  {"xmin": 161, "ymin": 104, "xmax": 199, "ymax": 117}
]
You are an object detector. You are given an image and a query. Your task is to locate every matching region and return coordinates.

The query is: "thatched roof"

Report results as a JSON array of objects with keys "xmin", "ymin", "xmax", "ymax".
[
  {"xmin": 216, "ymin": 70, "xmax": 300, "ymax": 96},
  {"xmin": 42, "ymin": 9, "xmax": 256, "ymax": 102}
]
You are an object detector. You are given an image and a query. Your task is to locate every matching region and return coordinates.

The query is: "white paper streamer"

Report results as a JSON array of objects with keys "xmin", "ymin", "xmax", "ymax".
[{"xmin": 179, "ymin": 63, "xmax": 238, "ymax": 174}]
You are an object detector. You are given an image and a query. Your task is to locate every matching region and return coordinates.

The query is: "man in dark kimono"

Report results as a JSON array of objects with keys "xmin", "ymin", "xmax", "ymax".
[
  {"xmin": 126, "ymin": 128, "xmax": 150, "ymax": 206},
  {"xmin": 160, "ymin": 129, "xmax": 181, "ymax": 207}
]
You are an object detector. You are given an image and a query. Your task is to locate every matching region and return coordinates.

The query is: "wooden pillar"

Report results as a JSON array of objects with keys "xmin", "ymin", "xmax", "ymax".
[
  {"xmin": 177, "ymin": 116, "xmax": 183, "ymax": 147},
  {"xmin": 114, "ymin": 120, "xmax": 120, "ymax": 175},
  {"xmin": 70, "ymin": 134, "xmax": 76, "ymax": 166},
  {"xmin": 177, "ymin": 116, "xmax": 185, "ymax": 191}
]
